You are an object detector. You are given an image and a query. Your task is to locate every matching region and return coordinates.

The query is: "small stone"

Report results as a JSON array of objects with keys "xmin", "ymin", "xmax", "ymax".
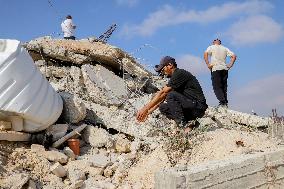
[
  {"xmin": 66, "ymin": 180, "xmax": 84, "ymax": 189},
  {"xmin": 103, "ymin": 166, "xmax": 114, "ymax": 178},
  {"xmin": 63, "ymin": 147, "xmax": 76, "ymax": 160},
  {"xmin": 89, "ymin": 154, "xmax": 112, "ymax": 168},
  {"xmin": 115, "ymin": 137, "xmax": 131, "ymax": 153},
  {"xmin": 50, "ymin": 162, "xmax": 67, "ymax": 178},
  {"xmin": 31, "ymin": 144, "xmax": 45, "ymax": 153}
]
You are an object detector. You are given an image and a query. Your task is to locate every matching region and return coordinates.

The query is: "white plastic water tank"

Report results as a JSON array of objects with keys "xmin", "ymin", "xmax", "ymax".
[{"xmin": 0, "ymin": 39, "xmax": 63, "ymax": 132}]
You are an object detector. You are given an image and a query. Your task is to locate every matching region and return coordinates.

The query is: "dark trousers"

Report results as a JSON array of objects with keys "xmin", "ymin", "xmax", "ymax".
[
  {"xmin": 211, "ymin": 70, "xmax": 228, "ymax": 105},
  {"xmin": 64, "ymin": 36, "xmax": 76, "ymax": 40},
  {"xmin": 159, "ymin": 91, "xmax": 207, "ymax": 123}
]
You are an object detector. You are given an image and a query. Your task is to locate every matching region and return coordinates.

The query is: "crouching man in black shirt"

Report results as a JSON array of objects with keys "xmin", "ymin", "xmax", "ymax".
[{"xmin": 136, "ymin": 56, "xmax": 208, "ymax": 131}]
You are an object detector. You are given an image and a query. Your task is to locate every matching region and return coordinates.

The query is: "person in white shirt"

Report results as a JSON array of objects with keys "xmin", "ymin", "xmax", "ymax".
[
  {"xmin": 61, "ymin": 15, "xmax": 76, "ymax": 40},
  {"xmin": 204, "ymin": 39, "xmax": 237, "ymax": 108}
]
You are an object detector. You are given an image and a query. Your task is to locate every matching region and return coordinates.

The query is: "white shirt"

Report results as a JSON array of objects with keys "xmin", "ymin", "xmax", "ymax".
[
  {"xmin": 61, "ymin": 19, "xmax": 76, "ymax": 37},
  {"xmin": 205, "ymin": 44, "xmax": 235, "ymax": 72}
]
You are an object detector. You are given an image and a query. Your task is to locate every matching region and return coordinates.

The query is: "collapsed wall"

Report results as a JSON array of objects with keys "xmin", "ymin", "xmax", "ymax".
[{"xmin": 156, "ymin": 148, "xmax": 284, "ymax": 189}]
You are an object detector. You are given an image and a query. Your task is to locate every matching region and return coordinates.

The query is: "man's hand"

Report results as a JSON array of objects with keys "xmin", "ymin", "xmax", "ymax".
[
  {"xmin": 226, "ymin": 64, "xmax": 232, "ymax": 70},
  {"xmin": 136, "ymin": 107, "xmax": 149, "ymax": 122},
  {"xmin": 207, "ymin": 63, "xmax": 213, "ymax": 70}
]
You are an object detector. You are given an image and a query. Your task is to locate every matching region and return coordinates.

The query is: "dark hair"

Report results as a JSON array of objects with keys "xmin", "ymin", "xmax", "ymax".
[
  {"xmin": 66, "ymin": 15, "xmax": 72, "ymax": 19},
  {"xmin": 213, "ymin": 38, "xmax": 221, "ymax": 44}
]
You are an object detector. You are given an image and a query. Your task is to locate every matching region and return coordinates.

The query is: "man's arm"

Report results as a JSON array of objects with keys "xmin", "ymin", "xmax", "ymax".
[
  {"xmin": 204, "ymin": 52, "xmax": 213, "ymax": 70},
  {"xmin": 136, "ymin": 85, "xmax": 172, "ymax": 122},
  {"xmin": 227, "ymin": 54, "xmax": 237, "ymax": 69}
]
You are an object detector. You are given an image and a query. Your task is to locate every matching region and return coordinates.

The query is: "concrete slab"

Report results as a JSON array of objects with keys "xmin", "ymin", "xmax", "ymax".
[
  {"xmin": 155, "ymin": 148, "xmax": 284, "ymax": 189},
  {"xmin": 81, "ymin": 64, "xmax": 128, "ymax": 106},
  {"xmin": 0, "ymin": 131, "xmax": 31, "ymax": 141}
]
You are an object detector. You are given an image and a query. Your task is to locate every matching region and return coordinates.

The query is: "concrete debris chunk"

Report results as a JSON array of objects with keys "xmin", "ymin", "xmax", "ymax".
[
  {"xmin": 66, "ymin": 180, "xmax": 84, "ymax": 189},
  {"xmin": 206, "ymin": 106, "xmax": 270, "ymax": 128},
  {"xmin": 43, "ymin": 150, "xmax": 68, "ymax": 164},
  {"xmin": 50, "ymin": 162, "xmax": 67, "ymax": 177},
  {"xmin": 24, "ymin": 36, "xmax": 151, "ymax": 78},
  {"xmin": 81, "ymin": 64, "xmax": 128, "ymax": 106},
  {"xmin": 31, "ymin": 144, "xmax": 45, "ymax": 153},
  {"xmin": 82, "ymin": 125, "xmax": 113, "ymax": 148},
  {"xmin": 0, "ymin": 120, "xmax": 11, "ymax": 131},
  {"xmin": 59, "ymin": 92, "xmax": 86, "ymax": 124},
  {"xmin": 2, "ymin": 173, "xmax": 30, "ymax": 189},
  {"xmin": 46, "ymin": 124, "xmax": 69, "ymax": 142},
  {"xmin": 65, "ymin": 160, "xmax": 93, "ymax": 181},
  {"xmin": 82, "ymin": 178, "xmax": 116, "ymax": 189},
  {"xmin": 9, "ymin": 116, "xmax": 24, "ymax": 132},
  {"xmin": 115, "ymin": 135, "xmax": 131, "ymax": 153},
  {"xmin": 88, "ymin": 153, "xmax": 112, "ymax": 168},
  {"xmin": 0, "ymin": 131, "xmax": 31, "ymax": 141},
  {"xmin": 63, "ymin": 147, "xmax": 76, "ymax": 160}
]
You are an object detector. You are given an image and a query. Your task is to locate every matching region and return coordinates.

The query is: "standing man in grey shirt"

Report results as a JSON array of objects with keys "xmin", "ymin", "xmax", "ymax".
[{"xmin": 204, "ymin": 39, "xmax": 237, "ymax": 108}]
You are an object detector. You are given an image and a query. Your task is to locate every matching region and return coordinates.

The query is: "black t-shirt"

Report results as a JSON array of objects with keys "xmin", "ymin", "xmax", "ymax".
[{"xmin": 167, "ymin": 68, "xmax": 206, "ymax": 103}]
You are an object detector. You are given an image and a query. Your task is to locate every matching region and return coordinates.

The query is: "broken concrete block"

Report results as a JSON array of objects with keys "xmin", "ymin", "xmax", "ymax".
[
  {"xmin": 0, "ymin": 131, "xmax": 31, "ymax": 141},
  {"xmin": 59, "ymin": 92, "xmax": 86, "ymax": 124},
  {"xmin": 81, "ymin": 64, "xmax": 128, "ymax": 106},
  {"xmin": 63, "ymin": 147, "xmax": 76, "ymax": 160},
  {"xmin": 88, "ymin": 154, "xmax": 112, "ymax": 168},
  {"xmin": 115, "ymin": 137, "xmax": 131, "ymax": 153},
  {"xmin": 28, "ymin": 180, "xmax": 37, "ymax": 189},
  {"xmin": 82, "ymin": 178, "xmax": 116, "ymax": 189},
  {"xmin": 82, "ymin": 126, "xmax": 113, "ymax": 148},
  {"xmin": 24, "ymin": 37, "xmax": 151, "ymax": 78},
  {"xmin": 9, "ymin": 116, "xmax": 23, "ymax": 131},
  {"xmin": 0, "ymin": 120, "xmax": 11, "ymax": 131},
  {"xmin": 31, "ymin": 144, "xmax": 45, "ymax": 153},
  {"xmin": 66, "ymin": 180, "xmax": 84, "ymax": 189},
  {"xmin": 46, "ymin": 124, "xmax": 69, "ymax": 142},
  {"xmin": 43, "ymin": 150, "xmax": 68, "ymax": 164},
  {"xmin": 206, "ymin": 106, "xmax": 270, "ymax": 128},
  {"xmin": 2, "ymin": 173, "xmax": 30, "ymax": 189},
  {"xmin": 67, "ymin": 169, "xmax": 86, "ymax": 184},
  {"xmin": 65, "ymin": 160, "xmax": 92, "ymax": 182},
  {"xmin": 130, "ymin": 140, "xmax": 141, "ymax": 154},
  {"xmin": 86, "ymin": 167, "xmax": 104, "ymax": 177},
  {"xmin": 50, "ymin": 162, "xmax": 67, "ymax": 178}
]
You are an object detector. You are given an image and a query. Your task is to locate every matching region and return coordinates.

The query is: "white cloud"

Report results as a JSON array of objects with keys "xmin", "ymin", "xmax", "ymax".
[
  {"xmin": 176, "ymin": 54, "xmax": 208, "ymax": 76},
  {"xmin": 121, "ymin": 0, "xmax": 273, "ymax": 37},
  {"xmin": 115, "ymin": 0, "xmax": 139, "ymax": 7},
  {"xmin": 230, "ymin": 74, "xmax": 284, "ymax": 116},
  {"xmin": 225, "ymin": 15, "xmax": 284, "ymax": 46}
]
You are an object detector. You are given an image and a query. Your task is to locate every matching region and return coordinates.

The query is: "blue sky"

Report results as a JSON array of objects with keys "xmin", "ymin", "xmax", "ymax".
[{"xmin": 1, "ymin": 0, "xmax": 284, "ymax": 116}]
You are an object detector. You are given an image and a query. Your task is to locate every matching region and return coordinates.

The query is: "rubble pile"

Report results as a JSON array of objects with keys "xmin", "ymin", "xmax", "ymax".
[{"xmin": 0, "ymin": 37, "xmax": 282, "ymax": 189}]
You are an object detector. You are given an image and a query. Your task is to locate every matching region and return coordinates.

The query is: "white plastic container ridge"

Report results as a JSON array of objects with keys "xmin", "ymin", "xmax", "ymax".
[{"xmin": 0, "ymin": 39, "xmax": 63, "ymax": 132}]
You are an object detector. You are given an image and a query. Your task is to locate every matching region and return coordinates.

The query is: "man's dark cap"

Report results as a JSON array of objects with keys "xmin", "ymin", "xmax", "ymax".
[
  {"xmin": 66, "ymin": 15, "xmax": 72, "ymax": 19},
  {"xmin": 155, "ymin": 56, "xmax": 176, "ymax": 72}
]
